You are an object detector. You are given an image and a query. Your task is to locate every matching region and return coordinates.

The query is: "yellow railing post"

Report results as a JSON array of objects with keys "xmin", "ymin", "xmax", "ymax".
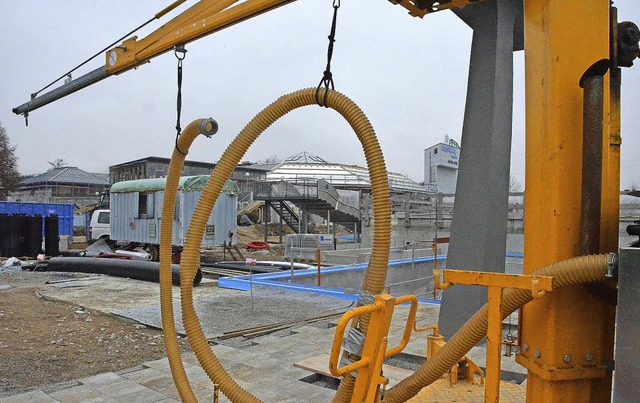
[
  {"xmin": 485, "ymin": 286, "xmax": 503, "ymax": 403},
  {"xmin": 329, "ymin": 294, "xmax": 421, "ymax": 402},
  {"xmin": 435, "ymin": 269, "xmax": 554, "ymax": 403}
]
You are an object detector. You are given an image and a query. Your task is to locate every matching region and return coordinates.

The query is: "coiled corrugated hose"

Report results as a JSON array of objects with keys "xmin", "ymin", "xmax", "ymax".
[
  {"xmin": 160, "ymin": 88, "xmax": 391, "ymax": 402},
  {"xmin": 383, "ymin": 253, "xmax": 613, "ymax": 402}
]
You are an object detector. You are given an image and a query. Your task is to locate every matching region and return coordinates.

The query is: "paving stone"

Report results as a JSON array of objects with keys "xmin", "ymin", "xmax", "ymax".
[
  {"xmin": 105, "ymin": 382, "xmax": 169, "ymax": 403},
  {"xmin": 119, "ymin": 367, "xmax": 167, "ymax": 384},
  {"xmin": 139, "ymin": 375, "xmax": 177, "ymax": 393},
  {"xmin": 48, "ymin": 384, "xmax": 117, "ymax": 403},
  {"xmin": 0, "ymin": 390, "xmax": 59, "ymax": 403},
  {"xmin": 78, "ymin": 372, "xmax": 124, "ymax": 386},
  {"xmin": 143, "ymin": 380, "xmax": 181, "ymax": 400},
  {"xmin": 141, "ymin": 357, "xmax": 173, "ymax": 374}
]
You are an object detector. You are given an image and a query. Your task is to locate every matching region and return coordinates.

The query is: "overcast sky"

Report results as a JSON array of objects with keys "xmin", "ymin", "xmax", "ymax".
[{"xmin": 1, "ymin": 1, "xmax": 639, "ymax": 189}]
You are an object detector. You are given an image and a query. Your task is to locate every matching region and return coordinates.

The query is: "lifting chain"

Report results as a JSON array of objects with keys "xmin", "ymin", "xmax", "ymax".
[
  {"xmin": 316, "ymin": 0, "xmax": 341, "ymax": 107},
  {"xmin": 174, "ymin": 44, "xmax": 188, "ymax": 155}
]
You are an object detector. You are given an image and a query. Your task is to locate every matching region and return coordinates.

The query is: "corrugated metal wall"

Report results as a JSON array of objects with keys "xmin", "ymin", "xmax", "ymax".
[{"xmin": 111, "ymin": 189, "xmax": 236, "ymax": 247}]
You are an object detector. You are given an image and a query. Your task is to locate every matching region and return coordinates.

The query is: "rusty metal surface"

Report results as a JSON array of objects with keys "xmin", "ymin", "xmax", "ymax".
[{"xmin": 579, "ymin": 71, "xmax": 606, "ymax": 256}]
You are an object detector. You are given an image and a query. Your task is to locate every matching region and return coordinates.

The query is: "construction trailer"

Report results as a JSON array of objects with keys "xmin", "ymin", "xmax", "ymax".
[{"xmin": 109, "ymin": 176, "xmax": 239, "ymax": 259}]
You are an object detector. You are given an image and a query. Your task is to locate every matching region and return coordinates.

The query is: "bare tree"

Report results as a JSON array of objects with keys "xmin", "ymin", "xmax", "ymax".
[
  {"xmin": 260, "ymin": 155, "xmax": 281, "ymax": 164},
  {"xmin": 47, "ymin": 158, "xmax": 68, "ymax": 171},
  {"xmin": 509, "ymin": 175, "xmax": 523, "ymax": 193},
  {"xmin": 0, "ymin": 123, "xmax": 20, "ymax": 199}
]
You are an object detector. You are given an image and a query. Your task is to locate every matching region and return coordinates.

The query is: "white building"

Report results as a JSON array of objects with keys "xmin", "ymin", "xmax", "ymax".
[
  {"xmin": 424, "ymin": 138, "xmax": 460, "ymax": 194},
  {"xmin": 266, "ymin": 152, "xmax": 432, "ymax": 194}
]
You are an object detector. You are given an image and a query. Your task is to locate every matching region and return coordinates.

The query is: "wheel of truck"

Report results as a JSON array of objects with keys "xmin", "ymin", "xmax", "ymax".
[
  {"xmin": 146, "ymin": 245, "xmax": 160, "ymax": 262},
  {"xmin": 171, "ymin": 246, "xmax": 183, "ymax": 264}
]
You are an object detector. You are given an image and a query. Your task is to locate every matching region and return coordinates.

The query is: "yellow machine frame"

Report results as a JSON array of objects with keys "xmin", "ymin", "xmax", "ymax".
[{"xmin": 520, "ymin": 1, "xmax": 616, "ymax": 401}]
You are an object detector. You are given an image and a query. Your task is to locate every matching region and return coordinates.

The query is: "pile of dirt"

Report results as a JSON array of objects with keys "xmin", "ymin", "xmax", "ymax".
[
  {"xmin": 235, "ymin": 223, "xmax": 295, "ymax": 244},
  {"xmin": 204, "ymin": 223, "xmax": 351, "ymax": 263}
]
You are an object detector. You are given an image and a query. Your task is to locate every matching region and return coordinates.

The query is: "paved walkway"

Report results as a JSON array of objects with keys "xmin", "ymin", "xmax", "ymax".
[
  {"xmin": 1, "ymin": 300, "xmax": 524, "ymax": 403},
  {"xmin": 1, "ymin": 300, "xmax": 434, "ymax": 402}
]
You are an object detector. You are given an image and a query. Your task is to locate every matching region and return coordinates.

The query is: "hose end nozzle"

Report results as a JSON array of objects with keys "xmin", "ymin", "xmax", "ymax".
[{"xmin": 200, "ymin": 118, "xmax": 218, "ymax": 137}]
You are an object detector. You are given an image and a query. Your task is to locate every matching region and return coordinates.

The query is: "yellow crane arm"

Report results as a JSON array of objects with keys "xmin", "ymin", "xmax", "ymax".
[
  {"xmin": 106, "ymin": 0, "xmax": 296, "ymax": 74},
  {"xmin": 12, "ymin": 0, "xmax": 484, "ymax": 117},
  {"xmin": 13, "ymin": 0, "xmax": 296, "ymax": 116}
]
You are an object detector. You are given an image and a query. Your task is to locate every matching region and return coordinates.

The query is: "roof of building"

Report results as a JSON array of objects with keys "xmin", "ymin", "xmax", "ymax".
[
  {"xmin": 110, "ymin": 175, "xmax": 239, "ymax": 195},
  {"xmin": 245, "ymin": 162, "xmax": 281, "ymax": 171},
  {"xmin": 92, "ymin": 173, "xmax": 110, "ymax": 182},
  {"xmin": 267, "ymin": 152, "xmax": 433, "ymax": 193},
  {"xmin": 109, "ymin": 156, "xmax": 217, "ymax": 170},
  {"xmin": 110, "ymin": 156, "xmax": 273, "ymax": 173},
  {"xmin": 283, "ymin": 151, "xmax": 328, "ymax": 164},
  {"xmin": 19, "ymin": 167, "xmax": 110, "ymax": 187}
]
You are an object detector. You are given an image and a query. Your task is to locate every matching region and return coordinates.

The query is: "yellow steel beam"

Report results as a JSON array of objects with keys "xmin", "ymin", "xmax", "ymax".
[
  {"xmin": 521, "ymin": 0, "xmax": 615, "ymax": 401},
  {"xmin": 440, "ymin": 270, "xmax": 554, "ymax": 296},
  {"xmin": 130, "ymin": 0, "xmax": 239, "ymax": 60},
  {"xmin": 106, "ymin": 0, "xmax": 296, "ymax": 74},
  {"xmin": 155, "ymin": 0, "xmax": 188, "ymax": 19},
  {"xmin": 433, "ymin": 270, "xmax": 553, "ymax": 403},
  {"xmin": 435, "ymin": 269, "xmax": 554, "ymax": 403}
]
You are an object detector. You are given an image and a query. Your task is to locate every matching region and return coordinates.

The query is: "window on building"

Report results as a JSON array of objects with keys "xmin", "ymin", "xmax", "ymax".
[
  {"xmin": 138, "ymin": 192, "xmax": 154, "ymax": 218},
  {"xmin": 433, "ymin": 148, "xmax": 438, "ymax": 155}
]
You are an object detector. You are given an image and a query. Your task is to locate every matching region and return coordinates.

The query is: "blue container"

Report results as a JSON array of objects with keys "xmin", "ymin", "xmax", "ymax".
[{"xmin": 0, "ymin": 202, "xmax": 73, "ymax": 242}]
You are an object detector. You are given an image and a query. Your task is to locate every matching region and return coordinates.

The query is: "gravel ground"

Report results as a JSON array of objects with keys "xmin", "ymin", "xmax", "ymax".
[
  {"xmin": 0, "ymin": 223, "xmax": 356, "ymax": 397},
  {"xmin": 113, "ymin": 285, "xmax": 355, "ymax": 339},
  {"xmin": 0, "ymin": 266, "xmax": 190, "ymax": 397},
  {"xmin": 0, "ymin": 261, "xmax": 353, "ymax": 397}
]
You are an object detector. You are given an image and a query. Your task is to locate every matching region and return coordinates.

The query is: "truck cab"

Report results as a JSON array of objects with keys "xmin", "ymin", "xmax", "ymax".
[{"xmin": 89, "ymin": 209, "xmax": 110, "ymax": 241}]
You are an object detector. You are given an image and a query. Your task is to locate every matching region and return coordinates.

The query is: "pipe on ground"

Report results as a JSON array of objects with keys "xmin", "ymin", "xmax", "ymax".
[
  {"xmin": 383, "ymin": 253, "xmax": 614, "ymax": 402},
  {"xmin": 46, "ymin": 257, "xmax": 202, "ymax": 286},
  {"xmin": 160, "ymin": 88, "xmax": 391, "ymax": 402}
]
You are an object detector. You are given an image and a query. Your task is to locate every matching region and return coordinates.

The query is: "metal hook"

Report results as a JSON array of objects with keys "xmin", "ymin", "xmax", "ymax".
[{"xmin": 174, "ymin": 44, "xmax": 187, "ymax": 60}]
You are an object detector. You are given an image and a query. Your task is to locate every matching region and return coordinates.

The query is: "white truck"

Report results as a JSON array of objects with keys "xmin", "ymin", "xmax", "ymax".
[{"xmin": 89, "ymin": 209, "xmax": 110, "ymax": 241}]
